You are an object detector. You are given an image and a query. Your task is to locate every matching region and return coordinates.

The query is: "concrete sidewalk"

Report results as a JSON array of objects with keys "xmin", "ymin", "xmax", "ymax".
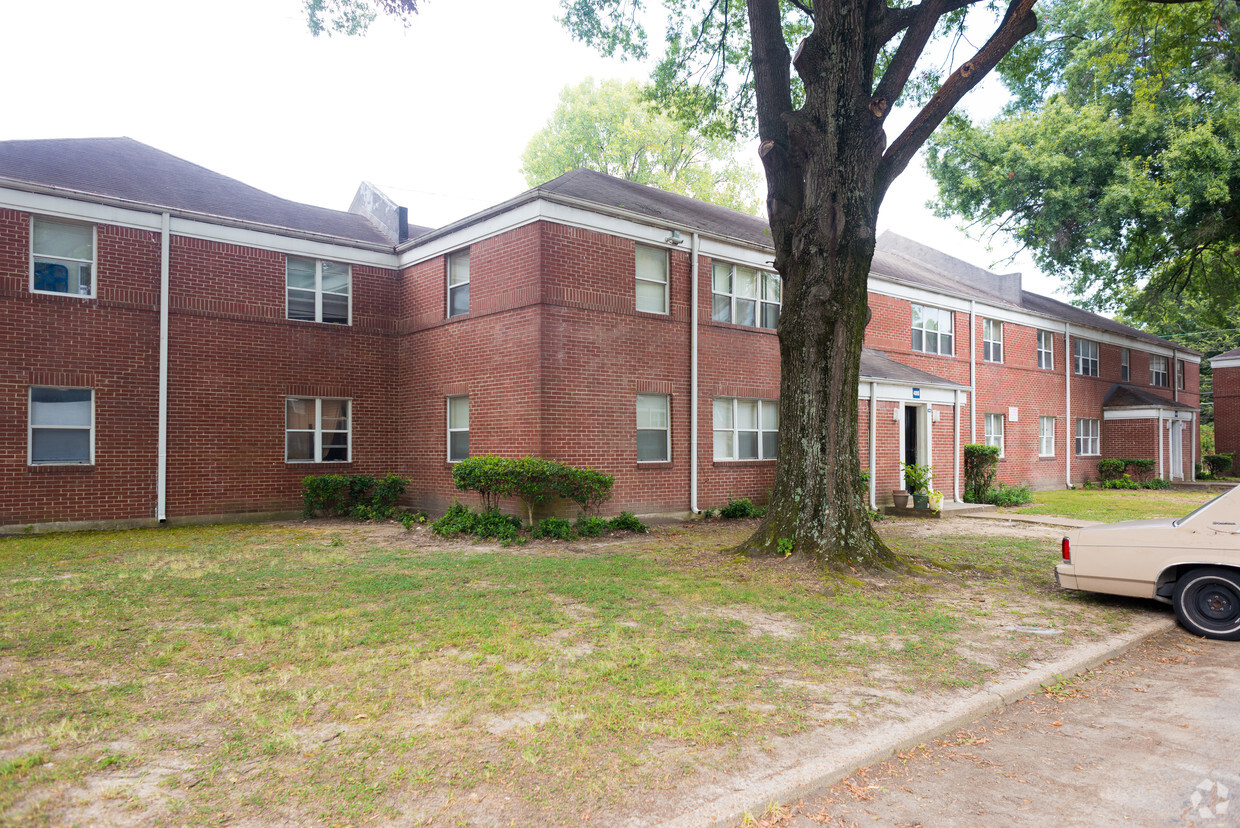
[
  {"xmin": 958, "ymin": 511, "xmax": 1100, "ymax": 529},
  {"xmin": 662, "ymin": 614, "xmax": 1176, "ymax": 828}
]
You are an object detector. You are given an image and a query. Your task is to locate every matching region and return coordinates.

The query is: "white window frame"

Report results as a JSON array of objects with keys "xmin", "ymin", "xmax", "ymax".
[
  {"xmin": 1074, "ymin": 338, "xmax": 1099, "ymax": 377},
  {"xmin": 447, "ymin": 249, "xmax": 470, "ymax": 318},
  {"xmin": 636, "ymin": 394, "xmax": 670, "ymax": 463},
  {"xmin": 984, "ymin": 413, "xmax": 1005, "ymax": 457},
  {"xmin": 1150, "ymin": 355, "xmax": 1168, "ymax": 387},
  {"xmin": 1037, "ymin": 330, "xmax": 1054, "ymax": 370},
  {"xmin": 911, "ymin": 304, "xmax": 954, "ymax": 356},
  {"xmin": 285, "ymin": 397, "xmax": 351, "ymax": 463},
  {"xmin": 31, "ymin": 216, "xmax": 96, "ymax": 299},
  {"xmin": 711, "ymin": 261, "xmax": 781, "ymax": 330},
  {"xmin": 1075, "ymin": 418, "xmax": 1100, "ymax": 456},
  {"xmin": 713, "ymin": 397, "xmax": 779, "ymax": 461},
  {"xmin": 28, "ymin": 387, "xmax": 94, "ymax": 465},
  {"xmin": 1177, "ymin": 360, "xmax": 1185, "ymax": 391},
  {"xmin": 635, "ymin": 244, "xmax": 669, "ymax": 315},
  {"xmin": 447, "ymin": 395, "xmax": 469, "ymax": 462},
  {"xmin": 1120, "ymin": 348, "xmax": 1130, "ymax": 382},
  {"xmin": 983, "ymin": 319, "xmax": 1003, "ymax": 363},
  {"xmin": 1039, "ymin": 415, "xmax": 1055, "ymax": 457},
  {"xmin": 286, "ymin": 256, "xmax": 351, "ymax": 325}
]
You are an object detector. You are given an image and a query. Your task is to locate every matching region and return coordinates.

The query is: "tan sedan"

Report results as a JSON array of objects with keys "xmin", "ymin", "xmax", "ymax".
[{"xmin": 1056, "ymin": 485, "xmax": 1240, "ymax": 640}]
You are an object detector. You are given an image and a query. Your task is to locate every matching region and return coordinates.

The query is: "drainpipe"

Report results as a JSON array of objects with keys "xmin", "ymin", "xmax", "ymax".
[
  {"xmin": 157, "ymin": 212, "xmax": 170, "ymax": 523},
  {"xmin": 868, "ymin": 381, "xmax": 877, "ymax": 510},
  {"xmin": 1158, "ymin": 413, "xmax": 1165, "ymax": 479},
  {"xmin": 1065, "ymin": 322, "xmax": 1072, "ymax": 488},
  {"xmin": 953, "ymin": 389, "xmax": 962, "ymax": 502},
  {"xmin": 689, "ymin": 232, "xmax": 700, "ymax": 514},
  {"xmin": 968, "ymin": 300, "xmax": 976, "ymax": 443}
]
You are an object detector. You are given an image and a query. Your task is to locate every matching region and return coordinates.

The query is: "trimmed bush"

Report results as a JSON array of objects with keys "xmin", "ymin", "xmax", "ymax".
[
  {"xmin": 531, "ymin": 516, "xmax": 575, "ymax": 540},
  {"xmin": 451, "ymin": 455, "xmax": 615, "ymax": 523},
  {"xmin": 608, "ymin": 512, "xmax": 648, "ymax": 533},
  {"xmin": 1097, "ymin": 459, "xmax": 1126, "ymax": 482},
  {"xmin": 1205, "ymin": 453, "xmax": 1234, "ymax": 477},
  {"xmin": 964, "ymin": 444, "xmax": 1000, "ymax": 503},
  {"xmin": 303, "ymin": 473, "xmax": 409, "ymax": 519}
]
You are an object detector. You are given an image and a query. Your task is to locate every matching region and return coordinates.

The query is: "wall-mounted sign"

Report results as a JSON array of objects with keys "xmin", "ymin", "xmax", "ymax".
[{"xmin": 912, "ymin": 388, "xmax": 921, "ymax": 399}]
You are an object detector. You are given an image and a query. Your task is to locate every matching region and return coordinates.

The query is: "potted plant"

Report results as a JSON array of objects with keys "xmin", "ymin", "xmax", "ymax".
[
  {"xmin": 928, "ymin": 489, "xmax": 944, "ymax": 512},
  {"xmin": 891, "ymin": 488, "xmax": 910, "ymax": 509},
  {"xmin": 900, "ymin": 462, "xmax": 934, "ymax": 509}
]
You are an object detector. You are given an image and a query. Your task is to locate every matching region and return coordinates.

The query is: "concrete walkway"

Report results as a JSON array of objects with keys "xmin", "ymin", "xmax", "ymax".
[{"xmin": 959, "ymin": 511, "xmax": 1100, "ymax": 529}]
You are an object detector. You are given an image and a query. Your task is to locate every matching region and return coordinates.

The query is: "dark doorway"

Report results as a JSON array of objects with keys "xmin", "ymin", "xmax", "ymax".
[{"xmin": 904, "ymin": 406, "xmax": 918, "ymax": 491}]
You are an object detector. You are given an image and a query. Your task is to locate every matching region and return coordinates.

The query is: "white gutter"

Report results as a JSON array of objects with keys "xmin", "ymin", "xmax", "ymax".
[
  {"xmin": 968, "ymin": 300, "xmax": 976, "ymax": 443},
  {"xmin": 1065, "ymin": 322, "xmax": 1072, "ymax": 487},
  {"xmin": 868, "ymin": 381, "xmax": 877, "ymax": 510},
  {"xmin": 158, "ymin": 212, "xmax": 170, "ymax": 523},
  {"xmin": 690, "ymin": 232, "xmax": 700, "ymax": 514},
  {"xmin": 953, "ymin": 389, "xmax": 962, "ymax": 502},
  {"xmin": 1158, "ymin": 415, "xmax": 1165, "ymax": 479}
]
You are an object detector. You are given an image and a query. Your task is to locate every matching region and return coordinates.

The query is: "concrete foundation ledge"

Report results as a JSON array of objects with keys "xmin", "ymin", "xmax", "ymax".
[{"xmin": 0, "ymin": 510, "xmax": 302, "ymax": 537}]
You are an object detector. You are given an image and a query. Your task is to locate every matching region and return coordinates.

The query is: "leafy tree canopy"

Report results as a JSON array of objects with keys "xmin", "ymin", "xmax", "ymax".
[
  {"xmin": 926, "ymin": 0, "xmax": 1240, "ymax": 330},
  {"xmin": 521, "ymin": 78, "xmax": 761, "ymax": 214}
]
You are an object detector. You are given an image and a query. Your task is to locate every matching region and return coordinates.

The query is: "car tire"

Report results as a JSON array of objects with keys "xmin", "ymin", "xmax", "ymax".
[{"xmin": 1172, "ymin": 567, "xmax": 1240, "ymax": 641}]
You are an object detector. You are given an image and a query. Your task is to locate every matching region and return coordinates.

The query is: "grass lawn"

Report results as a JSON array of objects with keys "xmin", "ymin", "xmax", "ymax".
[
  {"xmin": 1, "ymin": 517, "xmax": 1148, "ymax": 826},
  {"xmin": 1011, "ymin": 487, "xmax": 1224, "ymax": 522}
]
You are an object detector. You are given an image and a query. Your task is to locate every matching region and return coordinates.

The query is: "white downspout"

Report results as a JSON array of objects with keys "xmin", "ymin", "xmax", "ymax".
[
  {"xmin": 953, "ymin": 389, "xmax": 962, "ymax": 503},
  {"xmin": 1065, "ymin": 323, "xmax": 1072, "ymax": 488},
  {"xmin": 868, "ymin": 381, "xmax": 877, "ymax": 510},
  {"xmin": 1158, "ymin": 414, "xmax": 1165, "ymax": 479},
  {"xmin": 157, "ymin": 212, "xmax": 170, "ymax": 523},
  {"xmin": 968, "ymin": 300, "xmax": 976, "ymax": 443},
  {"xmin": 690, "ymin": 232, "xmax": 700, "ymax": 514},
  {"xmin": 1191, "ymin": 414, "xmax": 1197, "ymax": 482}
]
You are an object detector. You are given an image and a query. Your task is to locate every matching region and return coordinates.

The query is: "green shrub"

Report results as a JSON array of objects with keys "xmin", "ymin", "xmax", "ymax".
[
  {"xmin": 1205, "ymin": 453, "xmax": 1234, "ymax": 477},
  {"xmin": 451, "ymin": 455, "xmax": 615, "ymax": 522},
  {"xmin": 608, "ymin": 512, "xmax": 648, "ymax": 533},
  {"xmin": 720, "ymin": 498, "xmax": 757, "ymax": 519},
  {"xmin": 1146, "ymin": 477, "xmax": 1172, "ymax": 490},
  {"xmin": 432, "ymin": 502, "xmax": 522, "ymax": 541},
  {"xmin": 1097, "ymin": 459, "xmax": 1126, "ymax": 482},
  {"xmin": 982, "ymin": 482, "xmax": 1034, "ymax": 506},
  {"xmin": 531, "ymin": 516, "xmax": 575, "ymax": 540},
  {"xmin": 398, "ymin": 510, "xmax": 428, "ymax": 529},
  {"xmin": 575, "ymin": 515, "xmax": 610, "ymax": 537},
  {"xmin": 303, "ymin": 473, "xmax": 410, "ymax": 519},
  {"xmin": 1123, "ymin": 459, "xmax": 1155, "ymax": 481},
  {"xmin": 963, "ymin": 444, "xmax": 1000, "ymax": 503},
  {"xmin": 431, "ymin": 502, "xmax": 478, "ymax": 536},
  {"xmin": 1099, "ymin": 474, "xmax": 1140, "ymax": 490}
]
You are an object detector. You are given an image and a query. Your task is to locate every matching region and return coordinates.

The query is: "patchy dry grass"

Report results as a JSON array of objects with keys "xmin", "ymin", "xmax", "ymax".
[
  {"xmin": 1, "ymin": 517, "xmax": 1146, "ymax": 826},
  {"xmin": 1011, "ymin": 487, "xmax": 1220, "ymax": 522}
]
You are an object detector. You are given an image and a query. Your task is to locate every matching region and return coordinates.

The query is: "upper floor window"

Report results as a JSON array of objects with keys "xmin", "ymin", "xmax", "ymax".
[
  {"xmin": 1039, "ymin": 415, "xmax": 1055, "ymax": 457},
  {"xmin": 1074, "ymin": 338, "xmax": 1099, "ymax": 377},
  {"xmin": 32, "ymin": 217, "xmax": 94, "ymax": 297},
  {"xmin": 911, "ymin": 304, "xmax": 954, "ymax": 356},
  {"xmin": 1150, "ymin": 355, "xmax": 1168, "ymax": 387},
  {"xmin": 636, "ymin": 394, "xmax": 670, "ymax": 462},
  {"xmin": 712, "ymin": 262, "xmax": 780, "ymax": 329},
  {"xmin": 635, "ymin": 244, "xmax": 668, "ymax": 314},
  {"xmin": 286, "ymin": 397, "xmax": 350, "ymax": 462},
  {"xmin": 983, "ymin": 319, "xmax": 1003, "ymax": 363},
  {"xmin": 1037, "ymin": 330, "xmax": 1054, "ymax": 370},
  {"xmin": 287, "ymin": 256, "xmax": 350, "ymax": 324},
  {"xmin": 447, "ymin": 249, "xmax": 470, "ymax": 317},
  {"xmin": 984, "ymin": 413, "xmax": 1005, "ymax": 457},
  {"xmin": 447, "ymin": 396, "xmax": 469, "ymax": 462},
  {"xmin": 713, "ymin": 398, "xmax": 779, "ymax": 461},
  {"xmin": 29, "ymin": 387, "xmax": 93, "ymax": 465},
  {"xmin": 1177, "ymin": 360, "xmax": 1185, "ymax": 391},
  {"xmin": 1120, "ymin": 348, "xmax": 1130, "ymax": 382}
]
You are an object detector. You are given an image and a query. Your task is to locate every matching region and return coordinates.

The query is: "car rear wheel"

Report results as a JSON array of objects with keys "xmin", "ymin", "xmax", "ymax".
[{"xmin": 1173, "ymin": 568, "xmax": 1240, "ymax": 641}]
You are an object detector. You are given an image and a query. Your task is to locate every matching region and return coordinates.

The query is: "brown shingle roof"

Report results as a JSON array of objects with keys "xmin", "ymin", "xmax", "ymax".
[
  {"xmin": 860, "ymin": 349, "xmax": 967, "ymax": 388},
  {"xmin": 1102, "ymin": 384, "xmax": 1196, "ymax": 411}
]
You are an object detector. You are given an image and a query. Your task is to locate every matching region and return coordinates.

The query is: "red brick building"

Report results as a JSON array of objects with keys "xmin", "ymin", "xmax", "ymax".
[
  {"xmin": 1211, "ymin": 347, "xmax": 1240, "ymax": 474},
  {"xmin": 0, "ymin": 138, "xmax": 1201, "ymax": 531}
]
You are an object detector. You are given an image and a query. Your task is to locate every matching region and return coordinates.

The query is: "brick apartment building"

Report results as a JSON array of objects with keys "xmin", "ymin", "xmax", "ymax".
[
  {"xmin": 1212, "ymin": 347, "xmax": 1240, "ymax": 474},
  {"xmin": 0, "ymin": 138, "xmax": 1201, "ymax": 531}
]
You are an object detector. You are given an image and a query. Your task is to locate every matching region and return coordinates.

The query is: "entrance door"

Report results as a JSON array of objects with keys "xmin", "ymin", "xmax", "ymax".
[
  {"xmin": 1169, "ymin": 421, "xmax": 1184, "ymax": 480},
  {"xmin": 904, "ymin": 407, "xmax": 918, "ymax": 491}
]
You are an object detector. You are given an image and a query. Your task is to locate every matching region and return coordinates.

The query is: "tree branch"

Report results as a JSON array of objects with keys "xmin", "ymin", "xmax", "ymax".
[
  {"xmin": 871, "ymin": 0, "xmax": 982, "ymax": 123},
  {"xmin": 877, "ymin": 0, "xmax": 1038, "ymax": 196},
  {"xmin": 747, "ymin": 0, "xmax": 801, "ymax": 231}
]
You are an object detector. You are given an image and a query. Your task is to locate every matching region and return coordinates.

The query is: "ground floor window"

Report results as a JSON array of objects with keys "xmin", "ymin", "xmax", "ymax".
[
  {"xmin": 286, "ymin": 398, "xmax": 350, "ymax": 462},
  {"xmin": 714, "ymin": 398, "xmax": 778, "ymax": 460},
  {"xmin": 1075, "ymin": 418, "xmax": 1100, "ymax": 456},
  {"xmin": 636, "ymin": 394, "xmax": 670, "ymax": 462},
  {"xmin": 984, "ymin": 413, "xmax": 1004, "ymax": 457},
  {"xmin": 447, "ymin": 396, "xmax": 469, "ymax": 462},
  {"xmin": 1039, "ymin": 416, "xmax": 1055, "ymax": 457},
  {"xmin": 30, "ymin": 387, "xmax": 93, "ymax": 464}
]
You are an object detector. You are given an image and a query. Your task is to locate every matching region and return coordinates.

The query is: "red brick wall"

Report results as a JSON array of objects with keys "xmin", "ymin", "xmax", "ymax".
[{"xmin": 1216, "ymin": 365, "xmax": 1240, "ymax": 473}]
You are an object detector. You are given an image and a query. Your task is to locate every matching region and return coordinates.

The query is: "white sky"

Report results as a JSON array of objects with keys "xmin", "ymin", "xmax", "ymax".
[{"xmin": 0, "ymin": 0, "xmax": 1061, "ymax": 297}]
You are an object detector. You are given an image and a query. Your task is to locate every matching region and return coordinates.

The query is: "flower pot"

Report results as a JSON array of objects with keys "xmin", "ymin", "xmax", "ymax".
[
  {"xmin": 892, "ymin": 489, "xmax": 910, "ymax": 509},
  {"xmin": 912, "ymin": 493, "xmax": 930, "ymax": 509}
]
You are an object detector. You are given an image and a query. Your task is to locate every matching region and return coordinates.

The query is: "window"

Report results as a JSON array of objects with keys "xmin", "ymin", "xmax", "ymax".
[
  {"xmin": 1037, "ymin": 330, "xmax": 1054, "ymax": 370},
  {"xmin": 635, "ymin": 244, "xmax": 668, "ymax": 314},
  {"xmin": 447, "ymin": 396, "xmax": 469, "ymax": 462},
  {"xmin": 1039, "ymin": 416, "xmax": 1055, "ymax": 457},
  {"xmin": 1075, "ymin": 418, "xmax": 1100, "ymax": 456},
  {"xmin": 1074, "ymin": 338, "xmax": 1099, "ymax": 377},
  {"xmin": 713, "ymin": 398, "xmax": 779, "ymax": 461},
  {"xmin": 286, "ymin": 398, "xmax": 350, "ymax": 462},
  {"xmin": 983, "ymin": 319, "xmax": 1003, "ymax": 363},
  {"xmin": 712, "ymin": 262, "xmax": 780, "ymax": 329},
  {"xmin": 29, "ymin": 387, "xmax": 93, "ymax": 464},
  {"xmin": 1120, "ymin": 348, "xmax": 1130, "ymax": 382},
  {"xmin": 1150, "ymin": 355, "xmax": 1168, "ymax": 387},
  {"xmin": 1178, "ymin": 360, "xmax": 1185, "ymax": 391},
  {"xmin": 911, "ymin": 304, "xmax": 954, "ymax": 355},
  {"xmin": 447, "ymin": 249, "xmax": 470, "ymax": 317},
  {"xmin": 32, "ymin": 217, "xmax": 94, "ymax": 297},
  {"xmin": 984, "ymin": 413, "xmax": 1005, "ymax": 457},
  {"xmin": 287, "ymin": 256, "xmax": 350, "ymax": 324},
  {"xmin": 636, "ymin": 394, "xmax": 669, "ymax": 462}
]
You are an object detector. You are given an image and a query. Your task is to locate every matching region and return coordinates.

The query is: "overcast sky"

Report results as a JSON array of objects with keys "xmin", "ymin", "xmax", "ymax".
[{"xmin": 1, "ymin": 0, "xmax": 1061, "ymax": 296}]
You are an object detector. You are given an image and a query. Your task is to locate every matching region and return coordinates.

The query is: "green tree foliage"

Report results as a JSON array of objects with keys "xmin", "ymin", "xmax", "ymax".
[
  {"xmin": 926, "ymin": 0, "xmax": 1240, "ymax": 329},
  {"xmin": 522, "ymin": 79, "xmax": 761, "ymax": 214}
]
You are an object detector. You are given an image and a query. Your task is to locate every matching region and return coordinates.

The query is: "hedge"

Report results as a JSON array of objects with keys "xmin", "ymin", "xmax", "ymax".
[{"xmin": 451, "ymin": 455, "xmax": 614, "ymax": 525}]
